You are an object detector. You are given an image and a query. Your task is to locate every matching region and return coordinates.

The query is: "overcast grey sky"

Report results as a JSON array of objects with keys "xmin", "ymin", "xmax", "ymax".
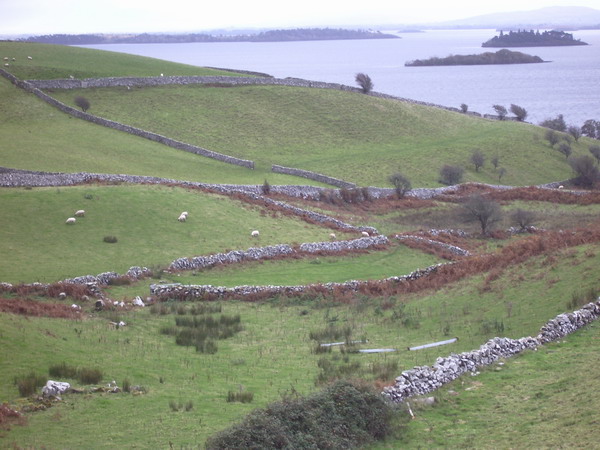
[{"xmin": 2, "ymin": 0, "xmax": 599, "ymax": 36}]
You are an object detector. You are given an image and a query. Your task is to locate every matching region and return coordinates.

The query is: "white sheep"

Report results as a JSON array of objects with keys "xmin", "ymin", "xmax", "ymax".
[
  {"xmin": 361, "ymin": 231, "xmax": 370, "ymax": 237},
  {"xmin": 329, "ymin": 233, "xmax": 336, "ymax": 240},
  {"xmin": 75, "ymin": 209, "xmax": 85, "ymax": 217},
  {"xmin": 178, "ymin": 213, "xmax": 187, "ymax": 222},
  {"xmin": 251, "ymin": 230, "xmax": 260, "ymax": 237},
  {"xmin": 181, "ymin": 211, "xmax": 188, "ymax": 217},
  {"xmin": 27, "ymin": 56, "xmax": 32, "ymax": 60},
  {"xmin": 558, "ymin": 185, "xmax": 564, "ymax": 189},
  {"xmin": 65, "ymin": 217, "xmax": 76, "ymax": 224}
]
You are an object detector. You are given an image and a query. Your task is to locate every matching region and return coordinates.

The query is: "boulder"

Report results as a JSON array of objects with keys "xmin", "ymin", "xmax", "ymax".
[{"xmin": 42, "ymin": 380, "xmax": 70, "ymax": 397}]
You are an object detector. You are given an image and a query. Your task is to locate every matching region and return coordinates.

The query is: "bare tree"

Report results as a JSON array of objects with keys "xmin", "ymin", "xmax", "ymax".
[
  {"xmin": 491, "ymin": 155, "xmax": 500, "ymax": 170},
  {"xmin": 74, "ymin": 96, "xmax": 90, "ymax": 112},
  {"xmin": 439, "ymin": 165, "xmax": 464, "ymax": 185},
  {"xmin": 557, "ymin": 142, "xmax": 572, "ymax": 159},
  {"xmin": 569, "ymin": 155, "xmax": 600, "ymax": 188},
  {"xmin": 460, "ymin": 195, "xmax": 502, "ymax": 235},
  {"xmin": 545, "ymin": 129, "xmax": 560, "ymax": 147},
  {"xmin": 470, "ymin": 150, "xmax": 485, "ymax": 172},
  {"xmin": 355, "ymin": 73, "xmax": 373, "ymax": 94},
  {"xmin": 388, "ymin": 172, "xmax": 411, "ymax": 198},
  {"xmin": 509, "ymin": 104, "xmax": 528, "ymax": 121},
  {"xmin": 511, "ymin": 208, "xmax": 536, "ymax": 231},
  {"xmin": 493, "ymin": 105, "xmax": 507, "ymax": 120},
  {"xmin": 498, "ymin": 167, "xmax": 507, "ymax": 182},
  {"xmin": 567, "ymin": 125, "xmax": 582, "ymax": 142}
]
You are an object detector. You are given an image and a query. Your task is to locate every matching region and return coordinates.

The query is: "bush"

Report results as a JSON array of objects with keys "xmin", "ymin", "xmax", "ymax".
[
  {"xmin": 589, "ymin": 145, "xmax": 600, "ymax": 165},
  {"xmin": 470, "ymin": 150, "xmax": 485, "ymax": 172},
  {"xmin": 540, "ymin": 114, "xmax": 566, "ymax": 132},
  {"xmin": 511, "ymin": 208, "xmax": 536, "ymax": 230},
  {"xmin": 206, "ymin": 380, "xmax": 395, "ymax": 449},
  {"xmin": 388, "ymin": 172, "xmax": 411, "ymax": 198},
  {"xmin": 557, "ymin": 142, "xmax": 572, "ymax": 159},
  {"xmin": 48, "ymin": 362, "xmax": 78, "ymax": 379},
  {"xmin": 460, "ymin": 194, "xmax": 502, "ymax": 235},
  {"xmin": 226, "ymin": 390, "xmax": 254, "ymax": 403},
  {"xmin": 569, "ymin": 155, "xmax": 600, "ymax": 188},
  {"xmin": 103, "ymin": 235, "xmax": 118, "ymax": 243},
  {"xmin": 460, "ymin": 103, "xmax": 468, "ymax": 113},
  {"xmin": 78, "ymin": 367, "xmax": 103, "ymax": 384},
  {"xmin": 14, "ymin": 372, "xmax": 46, "ymax": 397},
  {"xmin": 545, "ymin": 129, "xmax": 560, "ymax": 146},
  {"xmin": 439, "ymin": 164, "xmax": 464, "ymax": 185},
  {"xmin": 510, "ymin": 104, "xmax": 528, "ymax": 121},
  {"xmin": 74, "ymin": 96, "xmax": 90, "ymax": 112}
]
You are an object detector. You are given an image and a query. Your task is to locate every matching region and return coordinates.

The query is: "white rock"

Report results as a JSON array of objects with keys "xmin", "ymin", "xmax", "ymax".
[{"xmin": 42, "ymin": 380, "xmax": 70, "ymax": 397}]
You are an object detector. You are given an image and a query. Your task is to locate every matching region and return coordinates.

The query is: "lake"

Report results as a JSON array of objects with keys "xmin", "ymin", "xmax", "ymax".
[{"xmin": 82, "ymin": 29, "xmax": 600, "ymax": 126}]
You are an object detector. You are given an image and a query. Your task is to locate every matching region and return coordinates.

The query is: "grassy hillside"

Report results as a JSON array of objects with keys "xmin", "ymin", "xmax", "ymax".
[
  {"xmin": 2, "ymin": 241, "xmax": 599, "ymax": 448},
  {"xmin": 49, "ymin": 83, "xmax": 588, "ymax": 187},
  {"xmin": 0, "ymin": 41, "xmax": 246, "ymax": 79}
]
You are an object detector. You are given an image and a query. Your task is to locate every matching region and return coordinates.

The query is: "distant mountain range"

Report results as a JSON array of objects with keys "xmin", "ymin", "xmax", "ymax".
[{"xmin": 433, "ymin": 6, "xmax": 600, "ymax": 29}]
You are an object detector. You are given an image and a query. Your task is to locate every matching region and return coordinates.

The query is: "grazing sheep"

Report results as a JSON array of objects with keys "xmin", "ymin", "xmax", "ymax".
[
  {"xmin": 558, "ymin": 185, "xmax": 564, "ymax": 189},
  {"xmin": 178, "ymin": 213, "xmax": 187, "ymax": 222},
  {"xmin": 329, "ymin": 233, "xmax": 336, "ymax": 240},
  {"xmin": 27, "ymin": 56, "xmax": 32, "ymax": 60},
  {"xmin": 65, "ymin": 217, "xmax": 76, "ymax": 224},
  {"xmin": 251, "ymin": 230, "xmax": 260, "ymax": 237},
  {"xmin": 75, "ymin": 209, "xmax": 85, "ymax": 217},
  {"xmin": 361, "ymin": 231, "xmax": 370, "ymax": 237}
]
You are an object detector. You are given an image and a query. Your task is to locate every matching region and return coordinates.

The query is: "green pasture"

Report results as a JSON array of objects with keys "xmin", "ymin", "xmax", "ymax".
[
  {"xmin": 0, "ymin": 41, "xmax": 246, "ymax": 79},
  {"xmin": 2, "ymin": 242, "xmax": 599, "ymax": 448},
  {"xmin": 48, "ymin": 83, "xmax": 590, "ymax": 187},
  {"xmin": 0, "ymin": 77, "xmax": 315, "ymax": 185},
  {"xmin": 372, "ymin": 323, "xmax": 600, "ymax": 449},
  {"xmin": 0, "ymin": 184, "xmax": 334, "ymax": 283}
]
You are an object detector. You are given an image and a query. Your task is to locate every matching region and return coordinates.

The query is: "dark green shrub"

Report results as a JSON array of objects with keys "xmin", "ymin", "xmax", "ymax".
[
  {"xmin": 48, "ymin": 362, "xmax": 78, "ymax": 379},
  {"xmin": 14, "ymin": 372, "xmax": 46, "ymax": 397},
  {"xmin": 206, "ymin": 380, "xmax": 395, "ymax": 449},
  {"xmin": 439, "ymin": 164, "xmax": 464, "ymax": 185},
  {"xmin": 78, "ymin": 367, "xmax": 103, "ymax": 384},
  {"xmin": 103, "ymin": 236, "xmax": 118, "ymax": 243}
]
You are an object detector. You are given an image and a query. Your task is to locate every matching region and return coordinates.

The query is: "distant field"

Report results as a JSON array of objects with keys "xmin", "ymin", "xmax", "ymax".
[
  {"xmin": 0, "ymin": 184, "xmax": 334, "ymax": 283},
  {"xmin": 48, "ymin": 83, "xmax": 590, "ymax": 187},
  {"xmin": 0, "ymin": 41, "xmax": 246, "ymax": 79}
]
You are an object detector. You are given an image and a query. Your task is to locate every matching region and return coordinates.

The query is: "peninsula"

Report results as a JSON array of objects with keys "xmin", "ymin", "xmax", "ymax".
[
  {"xmin": 22, "ymin": 28, "xmax": 399, "ymax": 45},
  {"xmin": 482, "ymin": 29, "xmax": 588, "ymax": 47},
  {"xmin": 405, "ymin": 49, "xmax": 544, "ymax": 67}
]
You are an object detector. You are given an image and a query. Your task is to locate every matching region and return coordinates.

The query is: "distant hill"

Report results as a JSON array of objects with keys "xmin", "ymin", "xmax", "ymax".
[
  {"xmin": 405, "ymin": 49, "xmax": 544, "ymax": 66},
  {"xmin": 482, "ymin": 30, "xmax": 588, "ymax": 47},
  {"xmin": 22, "ymin": 28, "xmax": 399, "ymax": 45},
  {"xmin": 434, "ymin": 6, "xmax": 600, "ymax": 29}
]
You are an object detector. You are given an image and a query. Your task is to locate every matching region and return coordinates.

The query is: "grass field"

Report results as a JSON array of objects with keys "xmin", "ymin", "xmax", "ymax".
[
  {"xmin": 48, "ymin": 83, "xmax": 592, "ymax": 187},
  {"xmin": 0, "ymin": 184, "xmax": 336, "ymax": 283},
  {"xmin": 1, "ymin": 41, "xmax": 600, "ymax": 449}
]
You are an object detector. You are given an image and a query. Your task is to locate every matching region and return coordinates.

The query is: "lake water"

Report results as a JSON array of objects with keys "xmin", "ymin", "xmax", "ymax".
[{"xmin": 82, "ymin": 29, "xmax": 600, "ymax": 126}]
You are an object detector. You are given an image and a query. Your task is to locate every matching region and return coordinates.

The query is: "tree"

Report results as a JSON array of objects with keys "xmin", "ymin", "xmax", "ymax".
[
  {"xmin": 589, "ymin": 145, "xmax": 600, "ymax": 165},
  {"xmin": 581, "ymin": 119, "xmax": 599, "ymax": 139},
  {"xmin": 355, "ymin": 73, "xmax": 373, "ymax": 93},
  {"xmin": 539, "ymin": 114, "xmax": 566, "ymax": 132},
  {"xmin": 470, "ymin": 150, "xmax": 485, "ymax": 172},
  {"xmin": 460, "ymin": 194, "xmax": 502, "ymax": 235},
  {"xmin": 74, "ymin": 96, "xmax": 90, "ymax": 112},
  {"xmin": 509, "ymin": 104, "xmax": 528, "ymax": 121},
  {"xmin": 557, "ymin": 142, "xmax": 572, "ymax": 159},
  {"xmin": 460, "ymin": 103, "xmax": 468, "ymax": 113},
  {"xmin": 439, "ymin": 165, "xmax": 464, "ymax": 185},
  {"xmin": 545, "ymin": 129, "xmax": 560, "ymax": 147},
  {"xmin": 511, "ymin": 208, "xmax": 536, "ymax": 231},
  {"xmin": 498, "ymin": 167, "xmax": 507, "ymax": 182},
  {"xmin": 491, "ymin": 155, "xmax": 500, "ymax": 170},
  {"xmin": 569, "ymin": 155, "xmax": 600, "ymax": 188},
  {"xmin": 388, "ymin": 172, "xmax": 411, "ymax": 198},
  {"xmin": 567, "ymin": 125, "xmax": 582, "ymax": 142},
  {"xmin": 493, "ymin": 105, "xmax": 507, "ymax": 120}
]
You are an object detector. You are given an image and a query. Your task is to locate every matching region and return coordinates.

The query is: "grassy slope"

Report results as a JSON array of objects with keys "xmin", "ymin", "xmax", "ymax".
[
  {"xmin": 49, "ymin": 83, "xmax": 589, "ymax": 187},
  {"xmin": 2, "ymin": 243, "xmax": 599, "ymax": 448},
  {"xmin": 0, "ymin": 77, "xmax": 312, "ymax": 185},
  {"xmin": 0, "ymin": 185, "xmax": 337, "ymax": 283}
]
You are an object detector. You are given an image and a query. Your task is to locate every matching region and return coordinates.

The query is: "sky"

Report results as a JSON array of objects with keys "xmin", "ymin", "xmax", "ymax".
[{"xmin": 2, "ymin": 0, "xmax": 599, "ymax": 36}]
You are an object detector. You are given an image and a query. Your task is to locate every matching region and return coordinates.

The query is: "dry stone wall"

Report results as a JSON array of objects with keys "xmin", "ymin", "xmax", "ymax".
[
  {"xmin": 383, "ymin": 298, "xmax": 600, "ymax": 403},
  {"xmin": 272, "ymin": 165, "xmax": 357, "ymax": 189}
]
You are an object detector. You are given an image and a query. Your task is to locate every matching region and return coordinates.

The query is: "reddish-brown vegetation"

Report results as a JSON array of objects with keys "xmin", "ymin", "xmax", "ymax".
[
  {"xmin": 0, "ymin": 403, "xmax": 26, "ymax": 432},
  {"xmin": 0, "ymin": 298, "xmax": 81, "ymax": 318}
]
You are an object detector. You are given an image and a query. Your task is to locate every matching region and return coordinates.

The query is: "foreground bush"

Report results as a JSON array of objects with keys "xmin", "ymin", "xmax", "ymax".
[{"xmin": 205, "ymin": 380, "xmax": 395, "ymax": 449}]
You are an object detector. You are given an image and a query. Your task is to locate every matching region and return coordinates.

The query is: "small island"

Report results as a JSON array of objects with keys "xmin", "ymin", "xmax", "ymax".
[
  {"xmin": 482, "ymin": 29, "xmax": 588, "ymax": 47},
  {"xmin": 405, "ymin": 49, "xmax": 544, "ymax": 67}
]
